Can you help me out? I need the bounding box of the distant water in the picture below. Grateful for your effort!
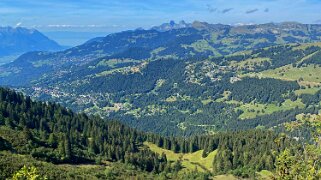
[43,31,113,47]
[0,55,19,65]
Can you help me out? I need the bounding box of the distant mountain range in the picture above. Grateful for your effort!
[151,20,191,32]
[2,21,321,86]
[0,26,64,58]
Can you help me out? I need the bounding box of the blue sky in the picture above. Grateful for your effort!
[2,0,321,45]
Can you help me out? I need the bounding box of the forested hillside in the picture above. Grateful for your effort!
[0,87,311,179]
[16,42,321,136]
[0,87,172,171]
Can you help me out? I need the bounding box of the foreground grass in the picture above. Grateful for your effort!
[213,174,239,180]
[257,170,274,180]
[0,151,172,179]
[0,151,111,179]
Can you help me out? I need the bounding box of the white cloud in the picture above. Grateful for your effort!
[15,22,22,27]
[31,24,127,29]
[47,24,105,28]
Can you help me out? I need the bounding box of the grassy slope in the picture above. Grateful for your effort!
[237,99,305,119]
[234,53,321,119]
[292,42,321,50]
[230,57,271,71]
[144,142,217,173]
[245,64,321,87]
[295,87,321,95]
[145,142,274,179]
[214,90,305,119]
[232,43,321,119]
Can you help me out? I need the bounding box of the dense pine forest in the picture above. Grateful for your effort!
[0,87,171,172]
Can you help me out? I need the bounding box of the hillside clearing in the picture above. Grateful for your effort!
[244,64,321,87]
[236,99,305,119]
[144,142,217,173]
